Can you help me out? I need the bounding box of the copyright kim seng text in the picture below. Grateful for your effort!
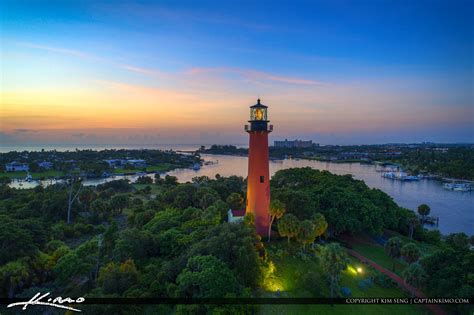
[345,298,471,304]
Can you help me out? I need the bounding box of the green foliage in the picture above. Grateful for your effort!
[98,259,139,295]
[319,243,349,298]
[420,232,474,314]
[110,194,130,214]
[402,263,426,296]
[382,146,474,180]
[312,212,328,240]
[268,199,286,240]
[227,192,244,210]
[54,239,99,291]
[278,214,300,243]
[271,168,405,236]
[296,220,316,249]
[176,255,239,297]
[0,215,38,264]
[385,237,402,271]
[136,176,153,185]
[401,243,421,264]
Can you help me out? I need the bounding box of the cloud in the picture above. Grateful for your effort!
[14,129,40,133]
[18,42,98,60]
[185,67,326,86]
[120,65,170,79]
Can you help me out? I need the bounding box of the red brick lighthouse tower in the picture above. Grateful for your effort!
[245,99,273,237]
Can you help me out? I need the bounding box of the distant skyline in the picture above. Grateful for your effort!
[1,1,473,146]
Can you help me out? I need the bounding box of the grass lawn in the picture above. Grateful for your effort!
[351,243,407,276]
[0,170,64,179]
[113,163,176,174]
[259,241,429,315]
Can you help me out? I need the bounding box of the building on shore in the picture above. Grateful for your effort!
[274,139,318,148]
[104,159,146,168]
[5,161,29,172]
[38,161,53,169]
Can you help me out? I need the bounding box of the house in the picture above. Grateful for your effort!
[227,209,245,223]
[104,159,126,168]
[5,161,29,172]
[38,161,53,169]
[126,159,146,168]
[274,139,317,148]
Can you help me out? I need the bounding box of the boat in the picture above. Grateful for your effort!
[25,174,33,182]
[193,163,201,171]
[382,171,420,181]
[443,183,471,192]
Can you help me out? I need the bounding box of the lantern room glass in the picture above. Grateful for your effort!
[250,107,267,121]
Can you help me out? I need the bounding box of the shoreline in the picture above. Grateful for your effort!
[200,152,474,183]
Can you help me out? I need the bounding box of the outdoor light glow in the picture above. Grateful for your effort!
[357,267,363,273]
[347,265,358,275]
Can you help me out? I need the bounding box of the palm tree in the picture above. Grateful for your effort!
[408,216,419,239]
[401,243,420,264]
[312,212,328,245]
[278,214,299,244]
[402,263,426,297]
[268,200,285,241]
[296,220,316,250]
[319,243,349,298]
[385,237,402,271]
[417,204,431,226]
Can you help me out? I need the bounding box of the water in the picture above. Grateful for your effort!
[9,154,473,236]
[168,155,473,236]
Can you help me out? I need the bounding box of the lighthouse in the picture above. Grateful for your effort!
[245,99,273,237]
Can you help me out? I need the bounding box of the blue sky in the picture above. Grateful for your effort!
[1,0,473,145]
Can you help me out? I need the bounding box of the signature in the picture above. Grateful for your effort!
[7,292,85,312]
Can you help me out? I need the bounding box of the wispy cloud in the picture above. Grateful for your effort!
[18,42,98,60]
[186,67,326,86]
[120,65,170,79]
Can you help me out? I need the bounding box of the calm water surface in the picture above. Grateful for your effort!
[10,154,473,236]
[169,155,473,236]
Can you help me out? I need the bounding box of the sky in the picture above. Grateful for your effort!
[1,0,473,146]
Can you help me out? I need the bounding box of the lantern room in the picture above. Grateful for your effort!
[246,99,272,133]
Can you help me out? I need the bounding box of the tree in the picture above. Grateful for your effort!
[407,216,419,239]
[402,263,426,297]
[227,192,244,210]
[176,255,238,298]
[243,212,255,226]
[417,204,431,226]
[277,214,299,244]
[268,200,285,241]
[136,176,153,185]
[65,176,82,224]
[98,259,139,295]
[90,199,111,222]
[312,212,328,243]
[164,175,178,186]
[296,220,316,249]
[401,243,420,264]
[319,243,349,298]
[385,237,402,271]
[0,260,30,298]
[445,233,470,251]
[0,216,37,264]
[154,173,163,184]
[110,194,130,214]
